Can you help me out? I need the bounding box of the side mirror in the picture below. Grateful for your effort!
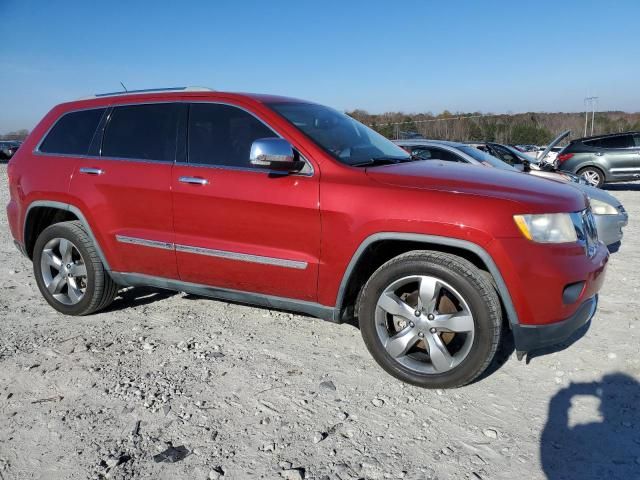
[522,159,531,172]
[250,138,304,172]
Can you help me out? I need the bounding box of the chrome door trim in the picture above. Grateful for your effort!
[114,234,308,269]
[109,271,335,321]
[175,244,308,270]
[115,235,174,250]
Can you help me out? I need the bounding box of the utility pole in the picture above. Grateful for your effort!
[584,96,598,136]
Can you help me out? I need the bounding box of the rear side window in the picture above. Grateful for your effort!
[39,108,106,155]
[188,103,277,168]
[102,103,183,161]
[584,135,633,149]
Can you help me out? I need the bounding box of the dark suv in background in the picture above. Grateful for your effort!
[556,131,640,187]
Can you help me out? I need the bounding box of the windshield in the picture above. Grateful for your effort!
[458,146,517,171]
[503,145,540,164]
[268,102,410,166]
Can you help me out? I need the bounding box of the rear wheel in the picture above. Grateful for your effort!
[33,221,118,315]
[577,166,605,188]
[358,251,502,388]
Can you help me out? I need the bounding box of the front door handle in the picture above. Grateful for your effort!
[179,176,209,185]
[79,167,104,175]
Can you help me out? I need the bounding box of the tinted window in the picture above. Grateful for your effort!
[39,108,106,155]
[102,103,183,161]
[634,134,640,147]
[188,103,277,167]
[427,147,464,162]
[458,146,516,171]
[584,135,633,149]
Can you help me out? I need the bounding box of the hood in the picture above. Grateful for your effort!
[366,160,588,213]
[539,130,570,162]
[528,170,622,207]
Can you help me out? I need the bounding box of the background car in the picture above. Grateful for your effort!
[0,141,21,161]
[395,139,628,251]
[555,131,640,187]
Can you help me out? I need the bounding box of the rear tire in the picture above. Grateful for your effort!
[33,221,118,315]
[577,166,605,188]
[358,250,502,388]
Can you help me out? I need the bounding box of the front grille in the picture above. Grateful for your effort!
[582,208,599,257]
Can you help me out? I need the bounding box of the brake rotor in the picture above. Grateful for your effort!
[397,291,457,347]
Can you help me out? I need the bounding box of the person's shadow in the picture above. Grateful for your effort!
[541,373,640,479]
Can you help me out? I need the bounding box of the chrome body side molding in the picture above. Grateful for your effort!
[109,272,335,321]
[175,244,308,269]
[116,235,174,250]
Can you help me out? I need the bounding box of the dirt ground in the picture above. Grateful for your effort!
[1,164,639,480]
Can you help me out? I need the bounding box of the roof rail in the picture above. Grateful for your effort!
[76,86,214,100]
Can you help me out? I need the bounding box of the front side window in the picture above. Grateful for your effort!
[188,103,278,168]
[426,147,464,162]
[268,102,409,166]
[101,103,183,161]
[39,108,106,155]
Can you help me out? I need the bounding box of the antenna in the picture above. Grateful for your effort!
[120,82,128,92]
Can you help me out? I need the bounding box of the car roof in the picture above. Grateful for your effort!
[393,139,469,147]
[573,131,640,143]
[58,87,311,111]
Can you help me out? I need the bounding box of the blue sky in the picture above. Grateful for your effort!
[1,0,639,132]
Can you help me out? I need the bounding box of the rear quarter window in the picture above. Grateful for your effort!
[39,108,106,155]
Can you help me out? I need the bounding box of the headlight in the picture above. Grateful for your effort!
[590,198,618,215]
[513,213,578,243]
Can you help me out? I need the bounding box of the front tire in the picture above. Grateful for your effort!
[358,251,502,388]
[33,221,118,315]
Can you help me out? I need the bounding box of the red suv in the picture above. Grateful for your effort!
[6,87,609,388]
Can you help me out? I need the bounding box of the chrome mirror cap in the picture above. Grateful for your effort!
[250,138,299,171]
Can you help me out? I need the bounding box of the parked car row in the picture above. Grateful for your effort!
[395,138,628,251]
[5,88,612,388]
[0,140,21,160]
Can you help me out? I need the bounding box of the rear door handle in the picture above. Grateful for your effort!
[79,167,104,175]
[179,176,209,185]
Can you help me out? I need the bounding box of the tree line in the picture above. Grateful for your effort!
[347,110,640,145]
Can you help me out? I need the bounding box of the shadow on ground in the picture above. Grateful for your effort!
[541,372,640,479]
[105,286,177,312]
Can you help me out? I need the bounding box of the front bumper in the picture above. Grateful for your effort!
[594,211,628,248]
[512,295,597,354]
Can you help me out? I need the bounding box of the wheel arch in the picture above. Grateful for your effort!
[334,233,519,327]
[24,200,111,270]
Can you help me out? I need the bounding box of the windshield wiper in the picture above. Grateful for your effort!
[352,156,411,167]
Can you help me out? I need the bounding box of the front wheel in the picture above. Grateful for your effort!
[578,166,605,188]
[358,251,502,388]
[33,221,118,315]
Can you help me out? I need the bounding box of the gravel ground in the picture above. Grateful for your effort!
[1,164,639,480]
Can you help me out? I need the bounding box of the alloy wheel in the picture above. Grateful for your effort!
[581,170,601,187]
[39,237,88,305]
[374,275,475,374]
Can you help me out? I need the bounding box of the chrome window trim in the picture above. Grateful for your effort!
[32,100,315,177]
[116,235,174,250]
[175,244,308,270]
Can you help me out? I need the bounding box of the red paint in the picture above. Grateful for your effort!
[6,91,609,327]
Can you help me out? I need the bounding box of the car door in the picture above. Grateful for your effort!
[591,134,639,179]
[171,102,321,301]
[68,102,185,279]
